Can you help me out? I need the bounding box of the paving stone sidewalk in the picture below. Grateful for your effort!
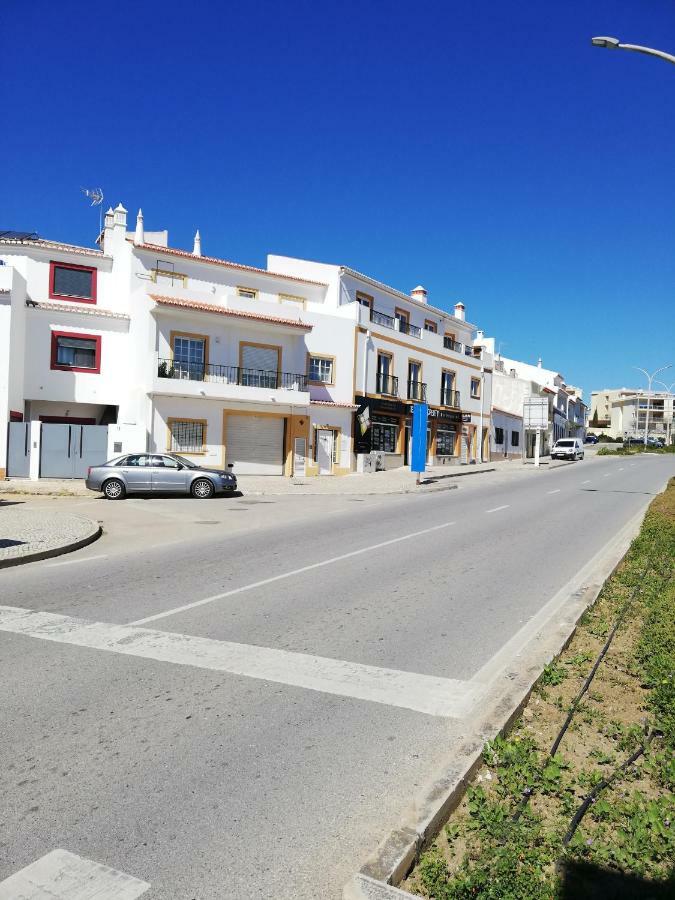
[0,505,101,568]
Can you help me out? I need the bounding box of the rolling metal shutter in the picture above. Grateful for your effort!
[241,345,278,373]
[227,415,284,475]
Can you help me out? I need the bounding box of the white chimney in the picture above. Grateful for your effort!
[193,229,202,256]
[410,285,428,304]
[134,209,144,245]
[104,206,114,229]
[454,301,466,321]
[537,357,542,368]
[476,329,485,342]
[113,203,127,229]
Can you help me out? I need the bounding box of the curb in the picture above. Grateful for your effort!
[245,483,460,497]
[0,519,102,569]
[342,506,648,899]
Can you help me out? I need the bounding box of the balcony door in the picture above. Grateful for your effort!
[173,336,206,380]
[240,343,280,389]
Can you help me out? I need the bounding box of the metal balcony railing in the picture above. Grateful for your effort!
[407,380,427,401]
[157,358,307,391]
[398,320,422,338]
[443,336,463,353]
[376,372,399,396]
[440,388,461,408]
[370,308,395,329]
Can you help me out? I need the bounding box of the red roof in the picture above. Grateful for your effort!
[149,294,312,330]
[136,242,327,287]
[310,400,359,409]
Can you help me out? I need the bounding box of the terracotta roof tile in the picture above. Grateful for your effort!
[149,294,312,330]
[136,242,328,287]
[310,400,359,409]
[0,238,107,259]
[31,301,129,320]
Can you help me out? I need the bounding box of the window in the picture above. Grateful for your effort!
[49,261,97,303]
[436,427,456,456]
[168,419,206,454]
[356,292,373,309]
[471,377,481,399]
[237,286,258,300]
[50,331,101,373]
[308,355,335,384]
[279,293,305,308]
[124,455,153,467]
[172,333,207,379]
[395,308,409,330]
[424,320,437,333]
[441,370,457,406]
[495,427,504,444]
[511,431,519,447]
[377,352,392,376]
[371,415,399,453]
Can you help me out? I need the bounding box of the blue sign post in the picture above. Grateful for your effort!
[411,402,428,483]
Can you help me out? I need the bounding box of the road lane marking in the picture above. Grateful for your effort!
[582,480,591,484]
[547,489,561,495]
[0,848,149,899]
[0,606,481,718]
[485,505,509,513]
[603,473,610,477]
[46,554,107,568]
[129,520,456,625]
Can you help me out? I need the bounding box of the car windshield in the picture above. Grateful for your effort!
[556,440,574,447]
[172,455,199,469]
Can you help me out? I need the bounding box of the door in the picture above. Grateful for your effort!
[73,425,109,478]
[227,415,285,475]
[317,429,334,475]
[293,438,306,477]
[118,454,154,492]
[40,424,109,478]
[7,422,30,477]
[150,455,190,492]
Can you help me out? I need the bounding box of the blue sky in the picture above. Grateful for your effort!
[3,0,674,398]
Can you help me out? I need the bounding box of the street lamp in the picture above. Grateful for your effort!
[591,36,675,66]
[654,380,675,446]
[633,365,672,445]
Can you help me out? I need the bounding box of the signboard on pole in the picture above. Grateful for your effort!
[411,402,428,474]
[523,396,548,429]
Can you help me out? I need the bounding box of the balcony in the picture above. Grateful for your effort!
[154,357,309,403]
[443,336,464,354]
[370,309,395,329]
[377,372,399,396]
[398,320,422,339]
[407,380,427,401]
[440,388,461,408]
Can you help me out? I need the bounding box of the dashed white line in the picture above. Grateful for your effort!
[0,848,149,899]
[0,606,482,718]
[547,489,561,495]
[582,480,591,484]
[131,519,456,625]
[603,473,610,477]
[485,505,509,514]
[47,554,107,568]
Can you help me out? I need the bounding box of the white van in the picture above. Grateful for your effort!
[551,438,584,461]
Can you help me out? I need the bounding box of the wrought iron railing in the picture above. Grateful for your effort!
[157,358,307,391]
[370,308,395,329]
[443,336,463,353]
[440,388,461,408]
[376,372,399,396]
[398,320,421,338]
[407,380,427,401]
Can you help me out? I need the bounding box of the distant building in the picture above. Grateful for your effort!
[590,388,674,442]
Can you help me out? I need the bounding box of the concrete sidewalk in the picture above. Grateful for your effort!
[0,461,512,498]
[0,503,101,568]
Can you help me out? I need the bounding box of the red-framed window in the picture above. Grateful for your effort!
[9,410,23,422]
[49,260,97,304]
[50,331,102,374]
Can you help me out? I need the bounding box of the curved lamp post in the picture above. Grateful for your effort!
[633,365,672,445]
[591,36,675,66]
[654,380,675,446]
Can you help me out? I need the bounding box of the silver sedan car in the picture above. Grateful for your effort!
[86,453,238,499]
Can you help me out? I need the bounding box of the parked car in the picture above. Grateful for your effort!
[551,438,584,461]
[86,453,238,499]
[584,434,599,444]
[624,436,665,448]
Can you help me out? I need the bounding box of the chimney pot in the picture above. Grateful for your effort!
[113,203,128,228]
[134,209,144,245]
[193,229,202,256]
[410,284,428,303]
[454,301,466,321]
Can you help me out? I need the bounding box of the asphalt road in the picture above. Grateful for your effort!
[1,453,673,899]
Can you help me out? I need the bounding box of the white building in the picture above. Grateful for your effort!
[269,256,493,466]
[1,207,493,480]
[590,388,674,442]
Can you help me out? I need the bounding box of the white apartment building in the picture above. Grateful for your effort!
[477,338,586,458]
[590,388,675,442]
[1,206,493,480]
[269,256,493,466]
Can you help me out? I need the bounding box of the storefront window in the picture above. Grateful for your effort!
[436,427,456,456]
[371,415,399,453]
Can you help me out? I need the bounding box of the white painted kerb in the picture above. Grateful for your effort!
[0,849,149,899]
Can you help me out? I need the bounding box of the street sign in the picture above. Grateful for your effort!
[411,402,428,474]
[523,396,548,429]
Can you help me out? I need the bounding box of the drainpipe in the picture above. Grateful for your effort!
[478,365,485,462]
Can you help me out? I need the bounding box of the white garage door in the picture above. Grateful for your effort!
[227,415,285,475]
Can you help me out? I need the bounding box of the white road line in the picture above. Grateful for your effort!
[129,520,456,625]
[619,467,624,471]
[603,473,610,477]
[582,479,591,484]
[0,848,149,899]
[46,554,107,568]
[0,606,481,718]
[485,505,509,513]
[547,489,561,495]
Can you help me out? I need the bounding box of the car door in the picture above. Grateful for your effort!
[150,455,190,493]
[118,454,154,492]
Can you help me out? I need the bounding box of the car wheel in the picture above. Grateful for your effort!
[102,478,126,500]
[191,478,214,499]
